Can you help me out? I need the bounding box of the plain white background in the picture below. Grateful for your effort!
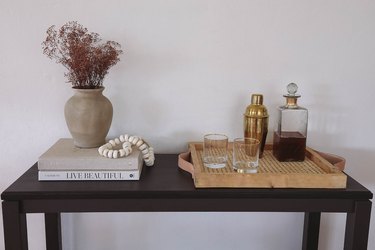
[1,1,374,249]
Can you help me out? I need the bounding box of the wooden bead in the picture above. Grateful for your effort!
[145,159,154,166]
[124,134,129,142]
[98,146,105,155]
[136,139,144,147]
[113,150,119,159]
[132,137,139,145]
[123,142,132,149]
[119,135,125,142]
[128,136,134,144]
[143,152,150,159]
[109,140,116,147]
[108,150,114,158]
[139,144,147,151]
[124,147,132,155]
[119,149,126,157]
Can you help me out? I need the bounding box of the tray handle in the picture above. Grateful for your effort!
[178,151,194,176]
[313,150,346,171]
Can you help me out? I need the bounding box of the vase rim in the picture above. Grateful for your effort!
[72,86,104,89]
[72,87,105,92]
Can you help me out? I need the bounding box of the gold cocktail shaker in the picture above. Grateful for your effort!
[244,94,269,157]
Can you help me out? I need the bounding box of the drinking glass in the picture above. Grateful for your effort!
[203,134,228,169]
[233,138,260,173]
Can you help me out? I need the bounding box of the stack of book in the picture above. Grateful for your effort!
[38,138,143,181]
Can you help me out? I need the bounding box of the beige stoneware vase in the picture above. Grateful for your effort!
[64,87,113,148]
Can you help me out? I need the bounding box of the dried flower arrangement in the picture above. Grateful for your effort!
[42,21,123,89]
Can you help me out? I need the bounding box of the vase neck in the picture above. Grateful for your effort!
[73,87,105,96]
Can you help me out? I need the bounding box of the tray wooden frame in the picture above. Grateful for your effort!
[189,143,347,188]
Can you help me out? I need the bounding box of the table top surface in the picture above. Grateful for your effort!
[1,154,373,201]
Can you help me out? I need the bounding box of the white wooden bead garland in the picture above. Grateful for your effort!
[98,134,155,166]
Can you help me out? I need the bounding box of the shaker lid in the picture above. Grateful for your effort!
[251,94,263,105]
[244,93,268,118]
[283,83,301,98]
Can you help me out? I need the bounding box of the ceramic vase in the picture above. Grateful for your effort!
[64,87,113,148]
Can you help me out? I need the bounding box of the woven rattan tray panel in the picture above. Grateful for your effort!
[189,143,347,188]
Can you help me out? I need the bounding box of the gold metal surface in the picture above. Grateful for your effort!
[285,97,298,107]
[244,94,269,157]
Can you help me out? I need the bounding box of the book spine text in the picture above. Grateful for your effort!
[38,170,140,181]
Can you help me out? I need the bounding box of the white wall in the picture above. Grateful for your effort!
[1,0,374,249]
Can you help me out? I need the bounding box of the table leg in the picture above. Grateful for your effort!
[344,200,372,250]
[302,212,321,250]
[2,201,28,250]
[45,213,62,250]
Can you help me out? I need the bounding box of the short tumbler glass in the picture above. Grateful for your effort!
[233,138,260,173]
[203,134,228,169]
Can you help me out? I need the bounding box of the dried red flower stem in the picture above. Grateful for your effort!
[42,21,123,89]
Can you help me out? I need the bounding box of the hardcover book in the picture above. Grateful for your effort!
[38,169,142,181]
[38,138,143,181]
[38,138,142,171]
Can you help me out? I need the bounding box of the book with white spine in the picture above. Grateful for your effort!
[38,169,142,181]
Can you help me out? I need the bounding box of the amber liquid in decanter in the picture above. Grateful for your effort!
[273,131,306,162]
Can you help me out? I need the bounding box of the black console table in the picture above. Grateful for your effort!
[1,154,373,250]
